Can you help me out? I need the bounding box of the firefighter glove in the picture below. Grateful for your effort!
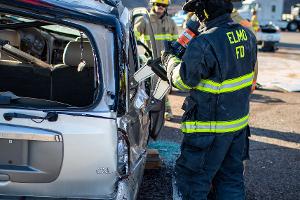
[161,46,181,81]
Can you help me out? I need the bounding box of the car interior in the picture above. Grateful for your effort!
[0,14,97,108]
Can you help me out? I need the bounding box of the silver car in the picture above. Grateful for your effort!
[0,0,164,199]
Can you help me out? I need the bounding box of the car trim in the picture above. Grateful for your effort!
[0,6,103,111]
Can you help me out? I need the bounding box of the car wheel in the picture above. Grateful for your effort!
[287,21,298,32]
[261,41,276,52]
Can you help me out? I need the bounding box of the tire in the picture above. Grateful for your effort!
[287,21,298,32]
[261,41,276,52]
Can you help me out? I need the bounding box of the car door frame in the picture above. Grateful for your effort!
[130,7,166,140]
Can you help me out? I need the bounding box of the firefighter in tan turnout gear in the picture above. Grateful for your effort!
[134,0,178,121]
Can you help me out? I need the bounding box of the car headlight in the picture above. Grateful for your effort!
[117,129,130,177]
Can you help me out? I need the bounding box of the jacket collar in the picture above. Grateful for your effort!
[201,13,233,32]
[150,10,166,20]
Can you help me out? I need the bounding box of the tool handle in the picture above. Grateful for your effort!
[147,58,168,82]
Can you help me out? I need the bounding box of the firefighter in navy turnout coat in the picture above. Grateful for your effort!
[161,0,257,199]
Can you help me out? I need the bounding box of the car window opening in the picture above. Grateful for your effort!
[0,14,97,108]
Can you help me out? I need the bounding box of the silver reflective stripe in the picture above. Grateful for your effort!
[183,31,193,40]
[220,76,253,90]
[171,61,191,91]
[195,72,254,94]
[143,34,178,41]
[181,115,249,133]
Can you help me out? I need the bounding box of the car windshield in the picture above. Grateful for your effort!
[175,10,187,16]
[0,14,97,108]
[241,3,258,11]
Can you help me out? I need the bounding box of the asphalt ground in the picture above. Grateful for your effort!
[137,34,300,200]
[138,90,300,200]
[278,32,300,49]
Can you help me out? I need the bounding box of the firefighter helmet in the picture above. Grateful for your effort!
[150,0,169,6]
[183,0,233,21]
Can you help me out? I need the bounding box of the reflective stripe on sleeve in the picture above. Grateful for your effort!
[173,76,192,91]
[134,30,141,39]
[172,34,179,40]
[143,35,150,41]
[171,59,192,91]
[181,114,249,133]
[172,73,191,91]
[143,34,178,41]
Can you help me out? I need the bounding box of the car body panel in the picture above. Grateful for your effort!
[172,10,187,27]
[0,1,164,199]
[257,31,280,42]
[0,108,118,199]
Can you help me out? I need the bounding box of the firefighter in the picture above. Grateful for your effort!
[134,0,178,120]
[161,0,257,199]
[231,8,254,32]
[251,9,260,32]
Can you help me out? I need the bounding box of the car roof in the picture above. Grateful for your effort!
[0,0,124,19]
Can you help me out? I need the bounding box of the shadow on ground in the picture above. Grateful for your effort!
[246,127,300,200]
[278,43,300,50]
[250,93,285,104]
[139,123,300,199]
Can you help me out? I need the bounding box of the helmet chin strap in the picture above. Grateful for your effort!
[195,7,207,21]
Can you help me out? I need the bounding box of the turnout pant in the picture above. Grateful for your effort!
[175,128,247,200]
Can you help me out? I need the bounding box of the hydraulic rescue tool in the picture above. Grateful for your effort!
[132,14,200,106]
[170,14,200,59]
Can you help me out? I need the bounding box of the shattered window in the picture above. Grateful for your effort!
[0,14,97,108]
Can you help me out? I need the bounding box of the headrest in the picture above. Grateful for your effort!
[63,41,94,68]
[0,29,20,47]
[75,37,89,42]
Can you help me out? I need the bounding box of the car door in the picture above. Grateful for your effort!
[130,7,165,140]
[118,28,150,167]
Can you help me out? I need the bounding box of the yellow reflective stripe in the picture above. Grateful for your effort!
[195,72,254,94]
[220,80,253,93]
[134,30,141,39]
[172,34,179,40]
[173,77,191,91]
[143,34,178,41]
[173,71,253,93]
[170,57,181,64]
[194,85,218,93]
[181,114,249,133]
[222,72,254,85]
[144,35,150,40]
[201,79,221,87]
[171,59,192,91]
